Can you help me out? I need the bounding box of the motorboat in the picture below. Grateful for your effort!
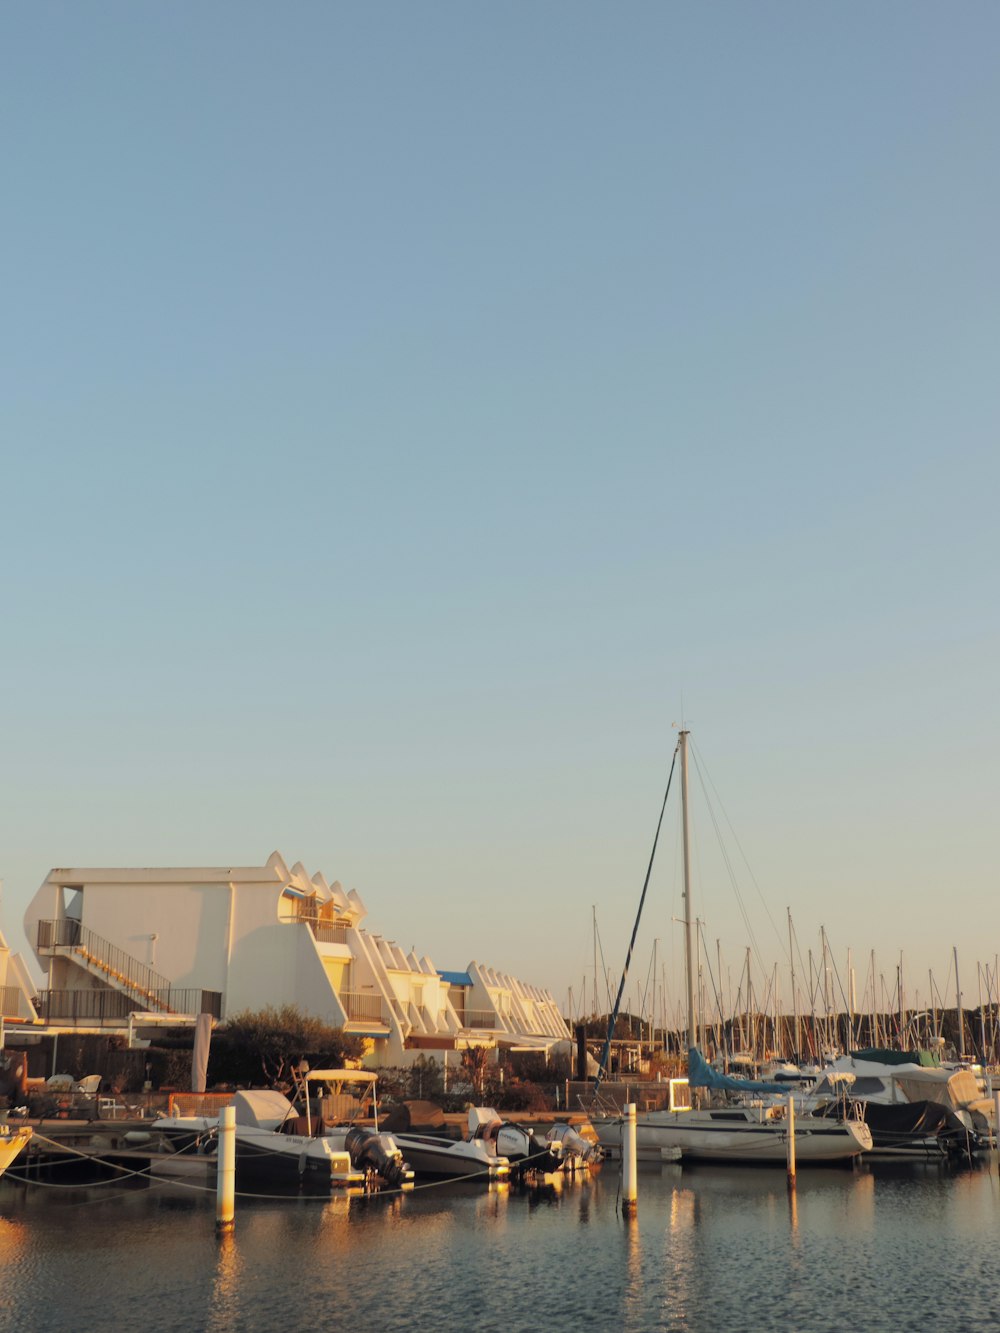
[380,1101,511,1180]
[545,1122,604,1170]
[467,1107,565,1175]
[232,1088,370,1188]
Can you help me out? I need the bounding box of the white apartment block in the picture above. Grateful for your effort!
[14,851,568,1065]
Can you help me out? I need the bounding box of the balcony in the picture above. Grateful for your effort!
[1,985,32,1020]
[340,991,386,1024]
[461,1009,498,1030]
[308,920,350,945]
[34,988,223,1024]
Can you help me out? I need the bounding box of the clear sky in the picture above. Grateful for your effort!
[3,4,998,1023]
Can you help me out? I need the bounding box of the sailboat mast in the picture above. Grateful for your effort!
[680,729,698,1053]
[788,908,800,1059]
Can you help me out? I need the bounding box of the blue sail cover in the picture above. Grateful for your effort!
[687,1047,788,1094]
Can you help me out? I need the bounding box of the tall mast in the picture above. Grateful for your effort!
[592,906,598,1019]
[788,908,800,1059]
[954,945,965,1059]
[680,730,697,1052]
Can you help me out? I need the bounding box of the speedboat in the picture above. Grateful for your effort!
[380,1101,510,1180]
[467,1107,565,1175]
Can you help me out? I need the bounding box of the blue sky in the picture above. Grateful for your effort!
[3,4,998,1021]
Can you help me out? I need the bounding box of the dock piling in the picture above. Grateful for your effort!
[622,1103,637,1215]
[216,1105,235,1232]
[786,1096,796,1190]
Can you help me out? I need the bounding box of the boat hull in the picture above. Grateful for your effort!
[388,1132,510,1180]
[0,1126,32,1177]
[591,1110,871,1164]
[235,1126,363,1188]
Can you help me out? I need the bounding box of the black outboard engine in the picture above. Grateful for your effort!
[480,1119,563,1175]
[344,1126,413,1187]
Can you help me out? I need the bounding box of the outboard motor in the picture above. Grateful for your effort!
[469,1107,564,1176]
[344,1127,413,1188]
[545,1122,604,1167]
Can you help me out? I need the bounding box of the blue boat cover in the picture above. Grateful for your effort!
[687,1047,788,1094]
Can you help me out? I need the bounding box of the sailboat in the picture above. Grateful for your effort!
[589,730,872,1165]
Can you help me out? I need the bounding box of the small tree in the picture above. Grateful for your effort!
[211,1005,365,1088]
[461,1044,491,1098]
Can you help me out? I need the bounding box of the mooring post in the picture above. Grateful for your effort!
[786,1096,796,1190]
[217,1105,235,1231]
[622,1102,638,1215]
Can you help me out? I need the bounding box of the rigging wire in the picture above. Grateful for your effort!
[593,744,678,1091]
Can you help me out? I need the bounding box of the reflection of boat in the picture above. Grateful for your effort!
[0,1123,32,1177]
[589,731,872,1167]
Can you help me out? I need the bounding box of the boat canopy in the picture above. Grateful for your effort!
[851,1048,941,1068]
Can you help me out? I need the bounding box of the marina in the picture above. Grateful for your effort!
[4,1156,1000,1331]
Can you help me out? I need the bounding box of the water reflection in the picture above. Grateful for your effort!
[622,1213,642,1325]
[206,1229,244,1331]
[6,1161,1000,1332]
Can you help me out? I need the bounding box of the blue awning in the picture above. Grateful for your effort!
[438,970,473,987]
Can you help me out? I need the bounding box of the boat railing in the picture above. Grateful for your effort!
[567,1080,674,1114]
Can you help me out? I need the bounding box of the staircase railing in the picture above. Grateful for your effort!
[37,919,180,1013]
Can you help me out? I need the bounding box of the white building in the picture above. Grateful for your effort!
[20,851,568,1065]
[0,921,37,1037]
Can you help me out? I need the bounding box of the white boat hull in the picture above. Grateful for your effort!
[386,1132,510,1181]
[592,1109,871,1164]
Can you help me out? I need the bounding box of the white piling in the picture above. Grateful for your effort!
[217,1105,235,1232]
[786,1096,796,1190]
[622,1102,638,1215]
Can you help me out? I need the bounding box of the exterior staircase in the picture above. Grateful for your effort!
[36,919,196,1015]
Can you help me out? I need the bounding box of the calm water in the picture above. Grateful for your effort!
[3,1160,1000,1331]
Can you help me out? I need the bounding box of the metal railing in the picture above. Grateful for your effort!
[341,991,386,1024]
[37,919,174,1009]
[462,1009,499,1030]
[33,988,223,1023]
[35,986,225,1023]
[1,985,31,1019]
[308,920,350,945]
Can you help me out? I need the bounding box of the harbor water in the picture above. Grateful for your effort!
[3,1160,1000,1331]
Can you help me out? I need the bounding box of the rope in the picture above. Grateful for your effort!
[2,1130,570,1203]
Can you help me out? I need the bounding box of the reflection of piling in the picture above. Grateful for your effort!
[786,1097,796,1190]
[217,1106,235,1232]
[622,1103,638,1215]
